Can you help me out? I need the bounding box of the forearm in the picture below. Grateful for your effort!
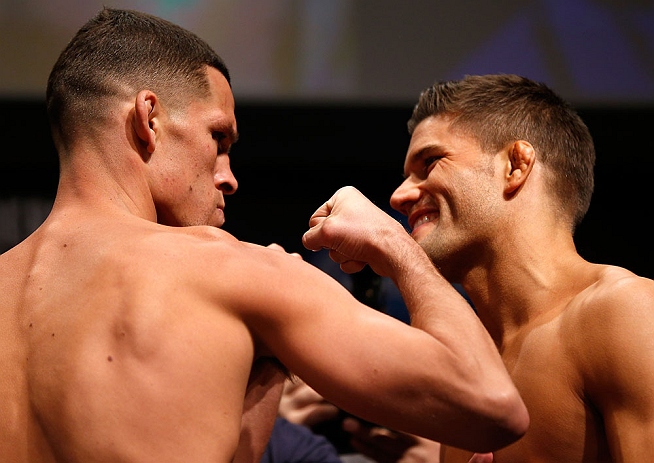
[302,187,528,449]
[384,236,528,450]
[233,358,286,463]
[372,228,489,352]
[391,239,490,353]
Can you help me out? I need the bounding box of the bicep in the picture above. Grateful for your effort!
[596,344,654,461]
[603,411,654,462]
[224,249,465,434]
[582,278,654,460]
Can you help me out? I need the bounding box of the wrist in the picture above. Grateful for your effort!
[378,228,430,281]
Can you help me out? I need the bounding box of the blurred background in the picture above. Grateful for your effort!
[1,0,652,317]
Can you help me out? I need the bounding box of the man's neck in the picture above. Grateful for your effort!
[54,144,158,224]
[460,228,593,351]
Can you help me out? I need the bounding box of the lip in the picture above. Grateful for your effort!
[213,206,226,227]
[408,208,440,232]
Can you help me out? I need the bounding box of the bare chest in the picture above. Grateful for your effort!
[444,321,611,462]
[500,332,609,461]
[502,318,612,462]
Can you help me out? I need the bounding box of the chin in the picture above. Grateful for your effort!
[420,241,458,276]
[209,214,225,229]
[415,231,443,256]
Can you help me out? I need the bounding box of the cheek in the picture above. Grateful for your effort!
[431,174,477,221]
[188,173,218,205]
[455,179,498,226]
[188,174,209,196]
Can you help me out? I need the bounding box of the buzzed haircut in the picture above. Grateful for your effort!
[46,7,229,148]
[409,75,596,230]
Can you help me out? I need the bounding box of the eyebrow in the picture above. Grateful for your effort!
[215,126,239,155]
[229,129,240,145]
[226,130,239,155]
[403,143,448,178]
[218,127,239,145]
[212,115,239,144]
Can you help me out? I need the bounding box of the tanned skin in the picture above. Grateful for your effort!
[0,69,528,462]
[390,115,654,462]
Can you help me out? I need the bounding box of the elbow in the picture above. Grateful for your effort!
[477,387,530,452]
[421,381,529,453]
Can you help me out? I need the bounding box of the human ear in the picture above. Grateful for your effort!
[133,90,159,155]
[504,140,535,195]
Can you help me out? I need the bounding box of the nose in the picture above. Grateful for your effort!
[390,177,420,216]
[215,154,238,195]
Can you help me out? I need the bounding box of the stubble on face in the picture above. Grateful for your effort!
[420,185,497,282]
[152,68,236,229]
[417,143,500,282]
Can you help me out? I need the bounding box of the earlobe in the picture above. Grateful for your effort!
[133,90,158,155]
[505,140,535,195]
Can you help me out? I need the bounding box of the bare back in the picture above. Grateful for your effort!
[0,211,260,462]
[0,189,530,460]
[442,265,654,462]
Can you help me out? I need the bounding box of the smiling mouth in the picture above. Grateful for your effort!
[412,212,439,230]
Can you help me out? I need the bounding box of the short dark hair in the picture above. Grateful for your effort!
[46,7,230,148]
[408,74,595,230]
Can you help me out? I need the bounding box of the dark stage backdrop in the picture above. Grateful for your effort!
[1,100,652,286]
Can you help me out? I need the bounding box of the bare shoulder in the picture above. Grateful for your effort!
[0,244,29,301]
[114,224,263,289]
[591,264,654,297]
[564,265,654,387]
[135,224,294,270]
[568,265,654,328]
[135,224,329,291]
[128,224,351,325]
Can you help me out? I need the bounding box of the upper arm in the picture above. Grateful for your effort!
[214,243,521,450]
[222,246,429,416]
[579,275,654,460]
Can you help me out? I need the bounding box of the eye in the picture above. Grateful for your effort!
[424,156,442,170]
[212,132,229,154]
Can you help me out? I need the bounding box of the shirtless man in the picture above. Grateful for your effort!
[363,74,652,461]
[0,9,528,462]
